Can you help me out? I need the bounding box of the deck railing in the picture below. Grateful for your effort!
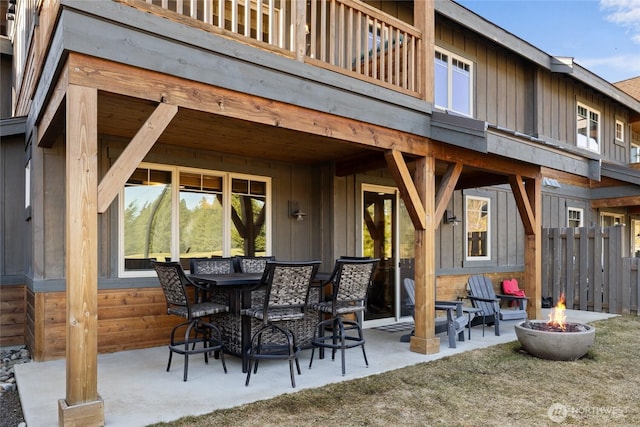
[129,0,422,96]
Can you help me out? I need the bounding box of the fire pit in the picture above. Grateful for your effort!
[515,294,595,361]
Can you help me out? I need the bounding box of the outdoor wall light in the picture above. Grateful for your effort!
[542,177,561,188]
[289,201,307,221]
[443,210,460,226]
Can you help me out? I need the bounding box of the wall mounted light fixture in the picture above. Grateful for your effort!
[443,209,460,226]
[289,201,306,221]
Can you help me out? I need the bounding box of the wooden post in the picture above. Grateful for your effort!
[414,0,434,102]
[59,84,104,427]
[410,155,439,354]
[524,177,542,321]
[294,0,307,61]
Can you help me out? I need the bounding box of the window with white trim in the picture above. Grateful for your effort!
[119,164,270,276]
[631,142,640,164]
[615,120,624,143]
[576,103,600,153]
[600,212,623,227]
[435,47,473,117]
[567,207,583,228]
[465,195,490,260]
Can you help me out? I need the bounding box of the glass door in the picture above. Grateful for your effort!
[362,185,411,324]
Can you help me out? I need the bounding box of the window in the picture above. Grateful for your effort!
[631,142,640,164]
[465,196,490,260]
[435,48,473,117]
[600,212,623,227]
[119,164,270,276]
[576,103,600,153]
[615,120,624,143]
[25,159,31,209]
[633,219,640,257]
[567,208,583,227]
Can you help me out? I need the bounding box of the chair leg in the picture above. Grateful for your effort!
[166,350,173,373]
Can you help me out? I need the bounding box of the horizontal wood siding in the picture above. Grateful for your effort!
[0,285,26,346]
[26,287,184,361]
[436,272,525,303]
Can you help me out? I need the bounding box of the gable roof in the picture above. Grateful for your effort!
[615,77,640,102]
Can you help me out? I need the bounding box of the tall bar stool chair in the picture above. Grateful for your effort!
[153,261,228,381]
[308,258,379,376]
[241,260,321,388]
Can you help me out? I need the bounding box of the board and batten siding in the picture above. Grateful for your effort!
[436,15,635,167]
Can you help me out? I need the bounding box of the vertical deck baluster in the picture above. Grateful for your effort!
[218,0,225,29]
[354,10,361,75]
[320,0,327,62]
[310,0,317,58]
[231,0,238,33]
[256,0,263,42]
[346,6,353,72]
[244,0,251,37]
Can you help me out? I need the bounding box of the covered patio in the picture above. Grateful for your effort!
[15,309,614,427]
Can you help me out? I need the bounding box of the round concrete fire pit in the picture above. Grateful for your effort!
[515,320,595,361]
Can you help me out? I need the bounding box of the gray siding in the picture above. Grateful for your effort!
[437,15,636,167]
[1,134,26,283]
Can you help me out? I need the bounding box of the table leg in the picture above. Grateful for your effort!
[241,289,251,373]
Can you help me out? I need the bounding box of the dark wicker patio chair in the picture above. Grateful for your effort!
[153,261,228,381]
[308,258,379,376]
[190,257,235,275]
[234,255,276,273]
[241,260,321,388]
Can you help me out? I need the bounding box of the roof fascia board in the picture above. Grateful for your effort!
[0,116,27,137]
[601,162,640,185]
[591,185,640,200]
[486,130,598,180]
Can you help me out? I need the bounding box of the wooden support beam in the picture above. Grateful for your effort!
[434,162,462,229]
[385,150,426,230]
[431,141,540,179]
[67,54,429,157]
[591,195,640,208]
[410,155,439,354]
[522,176,542,321]
[61,84,104,426]
[37,61,69,148]
[509,175,536,235]
[97,102,178,213]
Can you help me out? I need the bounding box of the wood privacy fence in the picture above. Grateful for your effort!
[542,226,640,315]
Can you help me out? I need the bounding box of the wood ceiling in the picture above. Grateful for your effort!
[97,91,379,166]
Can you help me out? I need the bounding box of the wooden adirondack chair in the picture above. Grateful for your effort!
[401,278,468,348]
[466,275,527,336]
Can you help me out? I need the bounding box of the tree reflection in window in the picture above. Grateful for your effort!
[231,178,267,256]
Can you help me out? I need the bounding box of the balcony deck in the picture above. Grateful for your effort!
[118,0,423,97]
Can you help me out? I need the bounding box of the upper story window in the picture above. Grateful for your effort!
[435,47,473,117]
[119,164,271,277]
[576,103,600,153]
[615,120,624,143]
[631,142,640,164]
[465,195,490,261]
[567,207,583,227]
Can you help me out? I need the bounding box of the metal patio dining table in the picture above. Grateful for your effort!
[190,271,330,372]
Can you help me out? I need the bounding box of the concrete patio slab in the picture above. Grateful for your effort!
[15,309,616,427]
